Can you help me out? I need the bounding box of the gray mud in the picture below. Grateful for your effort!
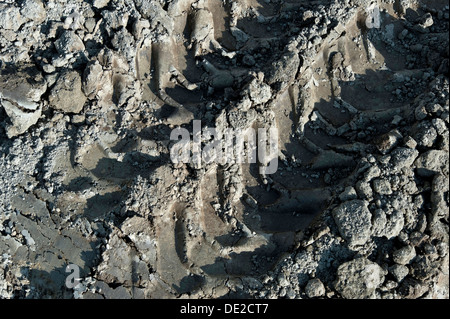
[0,0,448,299]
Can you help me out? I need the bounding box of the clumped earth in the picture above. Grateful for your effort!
[0,0,448,299]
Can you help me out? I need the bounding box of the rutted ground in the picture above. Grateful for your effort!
[0,0,448,299]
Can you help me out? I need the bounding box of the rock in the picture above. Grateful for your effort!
[415,105,428,121]
[210,71,235,89]
[246,78,272,105]
[230,26,249,48]
[339,186,358,201]
[334,258,385,299]
[398,29,408,40]
[410,44,423,53]
[392,245,416,265]
[398,278,429,298]
[355,180,373,199]
[389,147,419,171]
[410,256,438,281]
[64,11,85,31]
[97,232,133,285]
[277,274,290,287]
[305,278,325,298]
[82,62,106,99]
[85,17,97,33]
[415,150,449,177]
[372,178,392,195]
[0,65,47,137]
[120,216,157,266]
[383,210,405,239]
[267,50,300,90]
[413,123,438,148]
[0,4,26,31]
[20,0,46,24]
[103,9,130,30]
[93,0,110,9]
[374,130,403,154]
[403,136,417,149]
[397,0,412,15]
[1,100,42,138]
[372,209,387,237]
[372,208,404,240]
[432,118,447,136]
[389,264,409,282]
[0,65,47,110]
[54,31,85,55]
[363,164,381,182]
[49,71,87,114]
[332,200,372,246]
[429,173,449,236]
[419,13,434,28]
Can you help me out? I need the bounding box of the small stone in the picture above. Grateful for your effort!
[230,26,249,45]
[383,210,405,239]
[372,209,387,237]
[410,256,438,281]
[244,194,258,208]
[339,186,358,201]
[332,200,372,246]
[277,274,290,287]
[408,231,429,247]
[363,165,381,182]
[247,79,272,105]
[85,17,97,33]
[403,136,417,149]
[398,278,429,298]
[419,13,434,28]
[0,65,47,137]
[0,4,26,31]
[49,71,87,114]
[392,245,416,265]
[415,150,449,177]
[82,62,105,99]
[334,258,385,299]
[374,130,403,154]
[42,64,56,74]
[389,147,419,171]
[415,105,428,121]
[432,118,447,135]
[93,0,110,9]
[414,124,438,147]
[103,10,129,30]
[355,180,373,199]
[305,278,325,298]
[54,31,85,55]
[1,100,42,138]
[389,264,409,282]
[372,178,392,195]
[391,115,403,125]
[20,0,46,24]
[71,114,86,124]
